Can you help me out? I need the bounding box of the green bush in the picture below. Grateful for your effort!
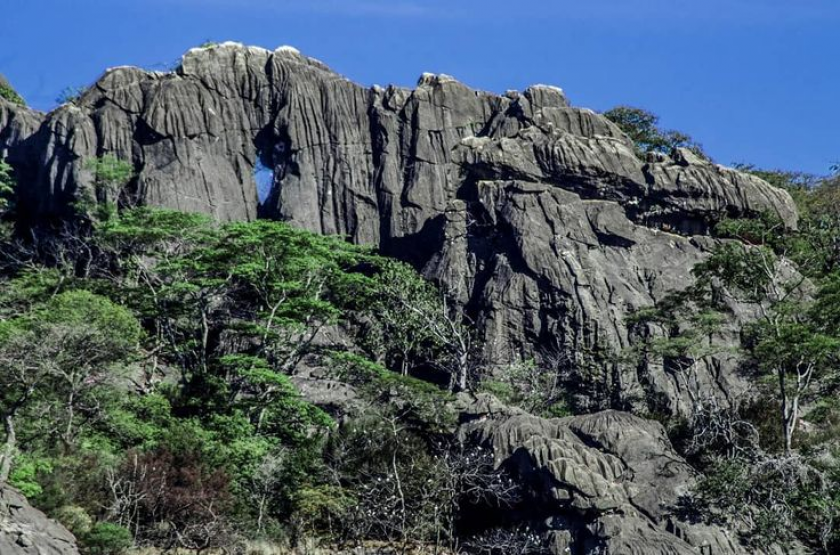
[53,505,94,538]
[82,522,133,555]
[0,83,25,106]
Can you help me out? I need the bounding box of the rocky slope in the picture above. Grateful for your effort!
[459,396,749,554]
[0,43,802,554]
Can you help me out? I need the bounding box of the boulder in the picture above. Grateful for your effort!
[0,484,80,555]
[458,397,762,555]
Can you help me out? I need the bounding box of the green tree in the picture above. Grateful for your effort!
[692,241,840,455]
[477,358,570,418]
[366,260,478,392]
[603,105,705,158]
[79,154,134,221]
[0,291,141,482]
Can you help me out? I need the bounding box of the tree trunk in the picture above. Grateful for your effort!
[779,369,793,456]
[455,351,469,392]
[783,394,799,457]
[0,413,16,483]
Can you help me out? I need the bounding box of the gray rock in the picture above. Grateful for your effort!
[0,484,80,555]
[458,398,766,555]
[0,42,797,417]
[0,44,808,554]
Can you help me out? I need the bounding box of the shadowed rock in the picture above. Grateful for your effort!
[458,397,772,555]
[0,485,79,555]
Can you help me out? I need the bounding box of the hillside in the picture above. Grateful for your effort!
[1,42,839,555]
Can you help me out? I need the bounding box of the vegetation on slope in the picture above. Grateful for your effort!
[0,173,517,553]
[0,120,840,554]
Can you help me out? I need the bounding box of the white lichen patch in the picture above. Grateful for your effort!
[529,84,565,95]
[417,72,458,87]
[274,45,302,56]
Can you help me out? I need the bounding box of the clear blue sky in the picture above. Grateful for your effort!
[3,0,837,174]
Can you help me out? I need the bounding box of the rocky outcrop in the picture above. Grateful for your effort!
[0,44,807,554]
[458,397,751,554]
[0,43,798,415]
[0,484,80,555]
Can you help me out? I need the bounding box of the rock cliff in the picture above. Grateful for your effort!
[0,485,79,555]
[0,42,804,555]
[458,396,753,554]
[0,42,797,417]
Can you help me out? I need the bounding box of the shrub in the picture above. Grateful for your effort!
[0,159,14,214]
[57,85,87,105]
[0,83,25,106]
[82,522,133,555]
[54,505,94,538]
[477,359,570,418]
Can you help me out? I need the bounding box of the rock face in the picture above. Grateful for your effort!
[0,42,797,416]
[0,484,80,555]
[0,43,804,554]
[459,397,752,555]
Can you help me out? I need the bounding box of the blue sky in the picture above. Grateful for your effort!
[2,0,837,174]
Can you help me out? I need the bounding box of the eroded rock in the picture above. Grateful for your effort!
[0,42,798,416]
[0,484,79,555]
[458,397,759,555]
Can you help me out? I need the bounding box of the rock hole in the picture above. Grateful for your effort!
[254,158,274,205]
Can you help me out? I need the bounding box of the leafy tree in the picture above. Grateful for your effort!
[366,260,479,392]
[79,155,134,221]
[0,291,141,482]
[728,166,840,278]
[0,205,492,550]
[691,241,840,455]
[684,454,839,551]
[477,358,570,418]
[603,105,705,158]
[0,159,14,214]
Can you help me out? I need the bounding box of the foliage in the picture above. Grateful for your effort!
[0,290,142,481]
[0,159,15,214]
[684,454,840,551]
[57,85,88,105]
[0,83,25,106]
[363,260,479,392]
[603,105,705,159]
[477,358,570,418]
[81,522,133,555]
[631,163,840,553]
[54,505,94,539]
[329,351,455,434]
[77,155,135,220]
[691,240,840,456]
[0,206,492,551]
[725,167,840,277]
